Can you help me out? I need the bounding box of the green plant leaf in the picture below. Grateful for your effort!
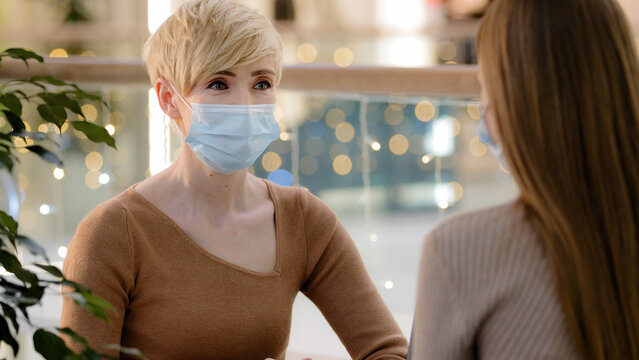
[64,292,112,322]
[58,280,90,294]
[57,327,88,348]
[0,315,19,356]
[17,235,48,261]
[0,302,18,332]
[34,264,63,278]
[33,329,67,360]
[36,104,67,128]
[38,93,83,117]
[2,110,25,133]
[26,75,68,87]
[0,150,14,172]
[78,348,104,360]
[0,93,22,116]
[71,121,116,148]
[25,145,63,167]
[0,250,38,285]
[1,48,43,67]
[0,210,18,235]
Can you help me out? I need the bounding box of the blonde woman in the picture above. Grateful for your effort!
[410,0,639,359]
[60,0,408,358]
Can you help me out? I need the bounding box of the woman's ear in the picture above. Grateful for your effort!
[155,78,182,120]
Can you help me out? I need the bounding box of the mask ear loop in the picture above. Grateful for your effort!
[167,82,190,138]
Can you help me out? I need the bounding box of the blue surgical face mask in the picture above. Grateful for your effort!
[169,83,280,175]
[477,102,509,171]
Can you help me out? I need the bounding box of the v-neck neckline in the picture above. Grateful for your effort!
[126,179,281,277]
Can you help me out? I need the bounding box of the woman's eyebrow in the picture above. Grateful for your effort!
[252,70,275,76]
[214,70,236,77]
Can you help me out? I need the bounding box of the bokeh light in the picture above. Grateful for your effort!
[333,47,354,67]
[105,124,116,135]
[81,104,98,122]
[261,151,282,172]
[57,246,68,258]
[389,134,409,155]
[333,154,353,175]
[85,171,101,189]
[297,43,318,63]
[468,136,488,157]
[53,167,65,180]
[268,169,293,186]
[467,103,481,120]
[85,152,103,171]
[415,101,435,122]
[335,122,355,143]
[49,48,68,58]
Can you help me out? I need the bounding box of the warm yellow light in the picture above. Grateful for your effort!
[300,156,318,175]
[384,107,403,126]
[81,104,98,122]
[333,47,354,68]
[467,104,481,120]
[14,138,28,153]
[335,122,355,143]
[415,101,435,122]
[333,154,353,175]
[389,134,409,155]
[371,141,382,151]
[450,181,464,202]
[80,50,96,57]
[297,43,318,63]
[451,117,461,137]
[85,171,101,189]
[61,123,69,133]
[326,108,346,128]
[438,200,449,210]
[49,48,68,58]
[105,124,116,135]
[38,124,49,133]
[53,167,65,180]
[85,152,104,171]
[421,155,432,164]
[468,136,488,157]
[261,152,282,172]
[279,132,290,141]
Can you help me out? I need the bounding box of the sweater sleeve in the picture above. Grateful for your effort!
[60,200,135,356]
[409,232,472,360]
[299,190,408,360]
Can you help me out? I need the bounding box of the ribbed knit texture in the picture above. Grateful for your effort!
[61,181,408,360]
[410,201,580,359]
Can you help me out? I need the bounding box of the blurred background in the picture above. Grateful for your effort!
[0,0,637,358]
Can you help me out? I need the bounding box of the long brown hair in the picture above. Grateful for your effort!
[477,0,639,358]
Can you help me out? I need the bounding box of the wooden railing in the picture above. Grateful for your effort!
[0,57,480,97]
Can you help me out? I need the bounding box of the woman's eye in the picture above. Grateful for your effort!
[253,81,272,90]
[208,81,228,90]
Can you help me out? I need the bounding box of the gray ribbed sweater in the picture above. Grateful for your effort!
[410,201,580,359]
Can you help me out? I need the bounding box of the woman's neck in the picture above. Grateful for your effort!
[155,144,259,217]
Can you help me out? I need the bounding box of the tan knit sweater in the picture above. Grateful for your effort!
[410,201,580,359]
[61,181,408,359]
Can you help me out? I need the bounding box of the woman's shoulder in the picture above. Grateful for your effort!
[427,200,534,246]
[422,200,544,284]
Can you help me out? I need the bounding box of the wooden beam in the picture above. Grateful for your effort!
[0,57,479,97]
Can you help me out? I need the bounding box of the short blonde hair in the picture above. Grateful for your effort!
[142,0,283,95]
